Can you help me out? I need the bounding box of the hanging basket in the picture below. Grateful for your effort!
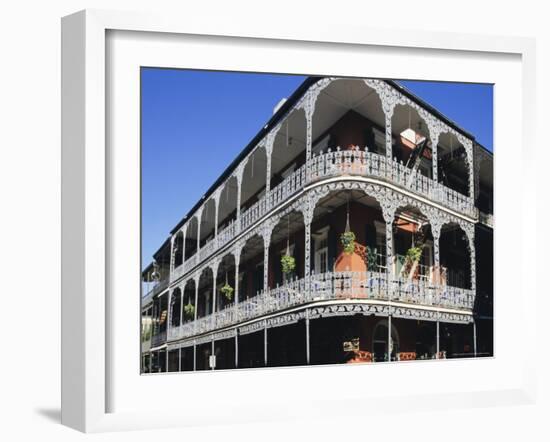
[340,231,356,255]
[281,254,296,274]
[220,283,234,301]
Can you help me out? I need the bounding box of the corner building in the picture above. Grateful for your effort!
[141,77,494,373]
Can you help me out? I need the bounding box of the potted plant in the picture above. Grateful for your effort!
[183,302,195,319]
[281,254,296,274]
[220,283,234,301]
[340,231,356,255]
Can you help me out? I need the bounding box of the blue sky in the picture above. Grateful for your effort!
[141,69,493,267]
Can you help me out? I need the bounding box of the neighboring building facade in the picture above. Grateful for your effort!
[141,76,494,373]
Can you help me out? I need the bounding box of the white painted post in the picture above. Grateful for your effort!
[179,284,184,328]
[182,229,186,269]
[473,320,477,358]
[211,339,215,370]
[235,333,239,368]
[264,324,268,367]
[234,252,240,305]
[305,309,310,364]
[436,319,440,359]
[385,112,393,163]
[263,236,270,294]
[388,315,392,362]
[194,278,199,321]
[212,273,217,315]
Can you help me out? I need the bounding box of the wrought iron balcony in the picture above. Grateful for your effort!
[142,277,169,305]
[151,330,167,348]
[168,270,474,342]
[170,148,476,283]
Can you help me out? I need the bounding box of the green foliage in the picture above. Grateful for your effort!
[406,246,423,264]
[220,283,234,301]
[281,254,296,274]
[366,246,378,271]
[184,302,195,319]
[340,231,356,255]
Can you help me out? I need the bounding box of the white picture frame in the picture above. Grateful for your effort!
[61,9,539,433]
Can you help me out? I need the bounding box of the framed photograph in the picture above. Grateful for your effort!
[62,9,538,433]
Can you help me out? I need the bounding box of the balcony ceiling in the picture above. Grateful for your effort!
[313,80,386,142]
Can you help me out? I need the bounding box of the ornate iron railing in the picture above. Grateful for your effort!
[167,270,475,341]
[170,148,476,282]
[142,277,169,305]
[309,148,475,216]
[151,330,167,348]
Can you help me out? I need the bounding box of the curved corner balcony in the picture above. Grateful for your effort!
[171,148,476,282]
[168,270,474,342]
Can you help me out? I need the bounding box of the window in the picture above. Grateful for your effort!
[374,221,386,270]
[373,127,385,154]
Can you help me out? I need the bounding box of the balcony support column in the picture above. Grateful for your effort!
[194,275,199,321]
[473,319,477,357]
[214,189,221,241]
[384,111,393,163]
[178,347,182,372]
[182,229,186,269]
[179,282,184,327]
[305,109,313,182]
[431,132,440,183]
[263,244,269,294]
[303,204,313,300]
[469,238,476,294]
[265,132,276,198]
[196,207,203,255]
[234,247,242,304]
[432,224,441,286]
[262,222,273,294]
[193,341,196,371]
[235,333,239,368]
[382,205,396,363]
[388,315,392,362]
[167,290,173,339]
[234,163,245,234]
[382,207,395,281]
[436,316,440,359]
[264,322,268,367]
[467,142,475,200]
[169,235,176,274]
[211,260,220,314]
[211,338,215,370]
[463,223,476,293]
[305,309,310,364]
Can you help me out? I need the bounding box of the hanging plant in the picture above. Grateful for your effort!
[340,231,356,255]
[183,302,195,319]
[220,283,234,301]
[281,214,296,275]
[281,254,296,274]
[366,246,378,271]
